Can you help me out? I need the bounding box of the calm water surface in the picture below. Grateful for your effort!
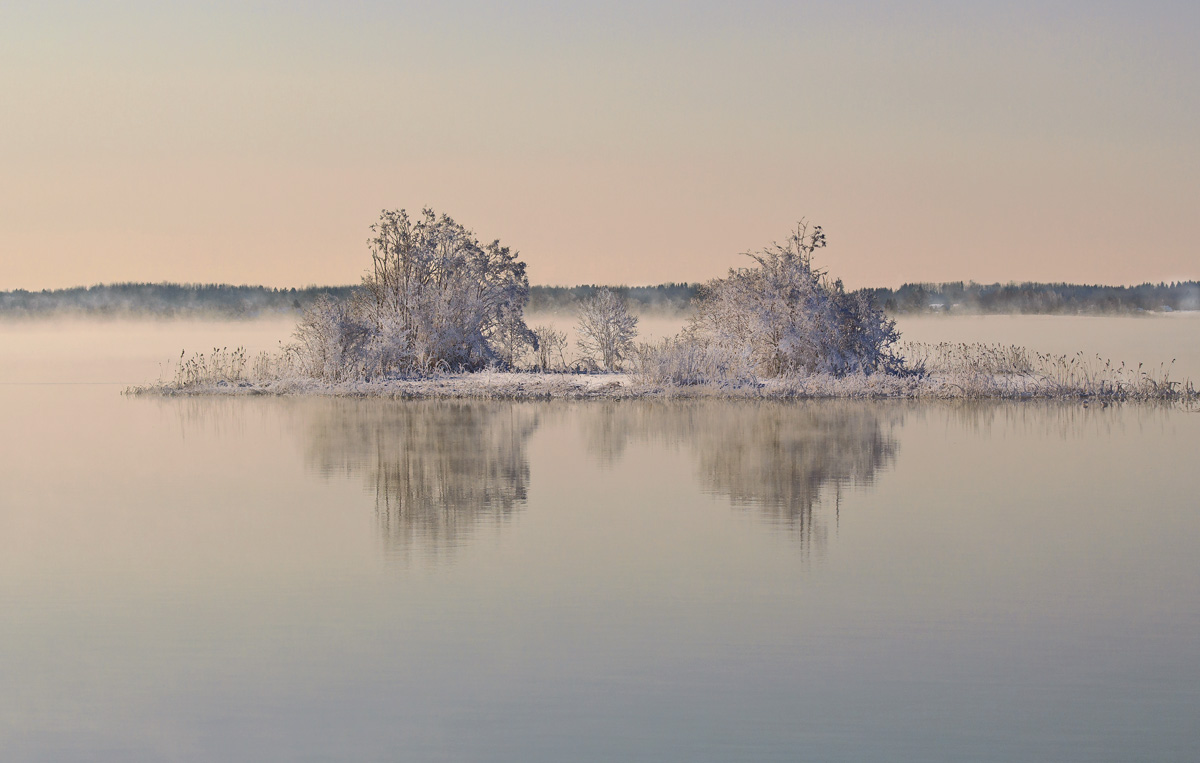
[1,318,1198,762]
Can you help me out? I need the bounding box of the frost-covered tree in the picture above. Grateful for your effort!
[577,288,638,371]
[293,209,536,377]
[532,325,568,371]
[688,221,899,377]
[362,208,536,372]
[492,302,539,369]
[291,295,374,381]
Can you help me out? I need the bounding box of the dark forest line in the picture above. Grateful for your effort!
[869,280,1200,314]
[2,280,1198,318]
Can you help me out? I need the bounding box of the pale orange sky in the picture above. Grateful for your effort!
[2,2,1197,290]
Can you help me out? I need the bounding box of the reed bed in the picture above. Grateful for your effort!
[898,342,1194,402]
[129,340,1196,404]
[162,346,301,389]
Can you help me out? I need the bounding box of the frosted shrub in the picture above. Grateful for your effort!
[532,325,568,371]
[493,305,539,369]
[632,336,755,386]
[291,295,376,381]
[689,221,900,377]
[289,209,536,379]
[361,209,536,373]
[577,288,638,371]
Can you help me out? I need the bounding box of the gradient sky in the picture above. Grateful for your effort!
[3,1,1197,289]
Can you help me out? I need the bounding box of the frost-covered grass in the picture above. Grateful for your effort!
[160,345,297,388]
[127,340,1197,402]
[898,341,1195,401]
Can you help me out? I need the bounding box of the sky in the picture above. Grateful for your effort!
[2,1,1197,290]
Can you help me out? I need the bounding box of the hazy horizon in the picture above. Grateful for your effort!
[4,2,1198,291]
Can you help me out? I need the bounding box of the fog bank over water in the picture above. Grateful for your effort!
[0,318,297,385]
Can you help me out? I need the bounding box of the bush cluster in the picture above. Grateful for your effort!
[635,221,900,384]
[281,213,900,383]
[292,209,535,379]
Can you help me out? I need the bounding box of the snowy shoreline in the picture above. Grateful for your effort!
[125,369,1197,402]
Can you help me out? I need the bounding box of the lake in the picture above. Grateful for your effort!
[1,316,1198,762]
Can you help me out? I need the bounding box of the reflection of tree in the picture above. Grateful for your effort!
[926,400,1140,441]
[581,401,901,552]
[304,400,540,559]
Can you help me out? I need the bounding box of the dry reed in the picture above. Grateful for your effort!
[129,340,1196,404]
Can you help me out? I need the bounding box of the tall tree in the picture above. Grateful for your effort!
[577,288,638,371]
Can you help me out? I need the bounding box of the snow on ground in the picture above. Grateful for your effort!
[127,368,1196,402]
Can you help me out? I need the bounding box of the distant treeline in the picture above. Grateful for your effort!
[2,280,1198,318]
[0,283,358,319]
[870,281,1200,314]
[527,283,696,313]
[0,282,699,318]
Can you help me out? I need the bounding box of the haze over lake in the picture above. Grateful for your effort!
[2,316,1198,762]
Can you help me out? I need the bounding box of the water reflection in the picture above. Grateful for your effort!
[302,400,540,559]
[911,400,1183,440]
[294,398,902,557]
[580,401,902,551]
[162,396,1175,562]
